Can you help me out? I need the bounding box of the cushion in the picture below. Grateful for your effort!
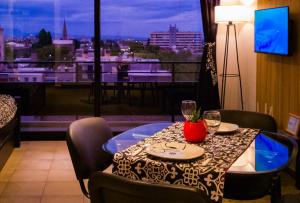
[0,95,17,129]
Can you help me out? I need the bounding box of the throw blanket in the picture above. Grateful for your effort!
[0,95,17,128]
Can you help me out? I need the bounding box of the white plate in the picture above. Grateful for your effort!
[217,122,239,133]
[145,142,204,160]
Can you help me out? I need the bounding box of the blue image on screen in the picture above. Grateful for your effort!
[255,133,289,171]
[255,7,289,55]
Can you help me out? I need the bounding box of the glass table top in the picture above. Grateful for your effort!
[103,122,289,173]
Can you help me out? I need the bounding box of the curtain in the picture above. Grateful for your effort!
[198,0,220,111]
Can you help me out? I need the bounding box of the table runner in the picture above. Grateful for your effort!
[112,122,259,202]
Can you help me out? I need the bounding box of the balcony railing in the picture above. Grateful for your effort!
[0,61,202,83]
[0,61,202,125]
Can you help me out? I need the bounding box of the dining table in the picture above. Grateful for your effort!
[103,122,293,203]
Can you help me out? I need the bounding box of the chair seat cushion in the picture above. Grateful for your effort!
[0,95,17,129]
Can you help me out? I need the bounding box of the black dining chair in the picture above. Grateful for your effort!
[66,117,113,198]
[88,171,212,203]
[219,109,277,132]
[224,132,297,203]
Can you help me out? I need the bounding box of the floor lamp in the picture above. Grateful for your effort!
[215,5,251,110]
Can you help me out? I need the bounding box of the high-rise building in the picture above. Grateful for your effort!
[62,19,68,40]
[150,25,203,54]
[0,26,4,61]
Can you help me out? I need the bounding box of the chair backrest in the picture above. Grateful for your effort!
[219,110,277,132]
[88,172,211,203]
[66,117,113,196]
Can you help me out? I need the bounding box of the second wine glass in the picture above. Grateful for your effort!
[203,111,221,136]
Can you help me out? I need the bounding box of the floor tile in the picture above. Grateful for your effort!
[50,160,74,170]
[0,159,20,173]
[55,142,68,150]
[47,170,76,182]
[43,182,82,196]
[9,170,48,182]
[54,149,71,160]
[0,183,6,195]
[17,159,52,170]
[41,195,83,203]
[0,170,15,183]
[2,182,45,196]
[23,150,55,160]
[25,141,59,151]
[0,196,41,203]
[83,196,89,203]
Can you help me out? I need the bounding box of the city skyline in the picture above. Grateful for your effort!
[0,0,203,39]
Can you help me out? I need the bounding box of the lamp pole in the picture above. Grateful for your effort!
[220,21,244,110]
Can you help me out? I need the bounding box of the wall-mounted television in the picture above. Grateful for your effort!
[255,6,290,55]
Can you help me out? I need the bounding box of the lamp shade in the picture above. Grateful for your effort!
[215,5,252,24]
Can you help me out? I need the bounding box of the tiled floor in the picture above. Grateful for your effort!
[0,141,87,203]
[0,141,299,203]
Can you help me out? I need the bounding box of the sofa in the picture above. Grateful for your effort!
[0,95,20,170]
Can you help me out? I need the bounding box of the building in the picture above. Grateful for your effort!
[0,26,4,61]
[53,39,74,49]
[55,64,76,82]
[10,67,47,82]
[150,25,203,54]
[62,19,68,40]
[53,19,74,53]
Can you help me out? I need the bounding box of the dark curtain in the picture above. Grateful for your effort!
[197,0,220,111]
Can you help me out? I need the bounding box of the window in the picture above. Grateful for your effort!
[101,0,204,82]
[0,0,205,126]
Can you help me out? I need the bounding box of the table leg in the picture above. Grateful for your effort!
[271,174,281,203]
[296,139,300,189]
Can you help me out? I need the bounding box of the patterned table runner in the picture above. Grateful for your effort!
[112,122,259,202]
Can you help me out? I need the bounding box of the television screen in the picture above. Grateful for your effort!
[255,6,289,55]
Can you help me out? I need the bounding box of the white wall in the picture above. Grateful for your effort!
[216,0,257,111]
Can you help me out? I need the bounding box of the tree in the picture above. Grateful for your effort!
[73,39,80,49]
[110,43,120,56]
[128,41,144,52]
[4,46,14,61]
[33,29,53,48]
[55,46,72,61]
[46,32,53,45]
[36,45,55,62]
[146,45,160,54]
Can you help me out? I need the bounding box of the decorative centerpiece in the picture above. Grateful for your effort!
[183,108,207,143]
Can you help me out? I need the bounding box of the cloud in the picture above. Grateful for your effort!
[0,0,203,38]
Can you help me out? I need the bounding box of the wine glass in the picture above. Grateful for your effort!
[181,100,196,121]
[203,111,221,136]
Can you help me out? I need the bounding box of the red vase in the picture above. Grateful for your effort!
[183,120,207,143]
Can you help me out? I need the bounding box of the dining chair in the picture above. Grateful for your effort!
[224,132,297,203]
[219,109,277,132]
[88,171,212,203]
[66,117,113,198]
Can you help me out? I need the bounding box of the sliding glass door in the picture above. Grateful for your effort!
[0,0,205,132]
